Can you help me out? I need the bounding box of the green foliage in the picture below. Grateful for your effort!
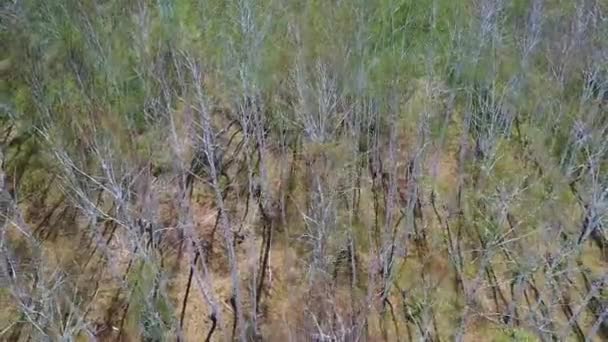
[3,0,608,340]
[493,327,540,342]
[127,261,174,340]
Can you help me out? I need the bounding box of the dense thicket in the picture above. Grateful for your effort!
[1,0,607,340]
